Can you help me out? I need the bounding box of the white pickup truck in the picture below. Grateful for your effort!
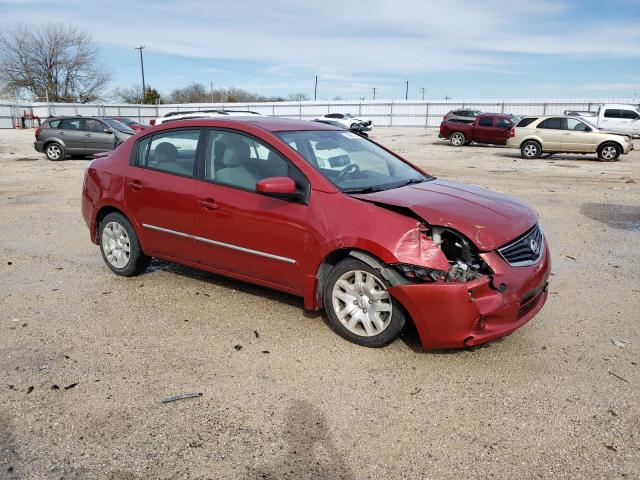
[565,104,640,137]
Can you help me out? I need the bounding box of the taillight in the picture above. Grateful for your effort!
[35,127,41,138]
[149,119,156,126]
[508,127,515,137]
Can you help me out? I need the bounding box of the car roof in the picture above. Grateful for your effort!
[156,116,341,132]
[477,112,512,118]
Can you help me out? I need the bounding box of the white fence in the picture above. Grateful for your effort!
[2,98,638,129]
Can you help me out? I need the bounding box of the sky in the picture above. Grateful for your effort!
[1,0,639,100]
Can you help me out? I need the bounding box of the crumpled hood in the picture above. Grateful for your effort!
[351,179,538,251]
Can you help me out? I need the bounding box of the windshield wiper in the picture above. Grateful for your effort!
[343,186,385,194]
[395,178,426,188]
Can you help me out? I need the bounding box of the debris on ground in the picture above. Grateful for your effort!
[64,383,78,390]
[26,386,34,394]
[51,385,60,390]
[160,392,203,404]
[612,340,629,348]
[234,344,242,351]
[254,330,260,338]
[262,350,270,354]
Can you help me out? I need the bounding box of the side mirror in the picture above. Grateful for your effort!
[104,129,114,134]
[256,176,302,200]
[584,127,592,132]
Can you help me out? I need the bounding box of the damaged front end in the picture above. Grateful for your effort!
[391,224,492,284]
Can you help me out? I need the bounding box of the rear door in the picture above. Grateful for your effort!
[562,118,595,152]
[84,119,116,153]
[58,118,86,152]
[533,117,564,150]
[124,128,202,261]
[474,116,497,143]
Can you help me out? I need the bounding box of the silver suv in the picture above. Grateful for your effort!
[35,117,135,160]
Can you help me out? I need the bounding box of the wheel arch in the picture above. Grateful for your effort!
[520,137,542,149]
[597,139,624,152]
[313,247,408,311]
[93,204,146,253]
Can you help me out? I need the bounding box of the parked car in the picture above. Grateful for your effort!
[109,117,146,131]
[565,104,640,137]
[442,109,482,124]
[82,117,550,350]
[150,109,262,126]
[439,113,515,146]
[507,116,634,161]
[316,113,372,131]
[35,117,136,160]
[313,118,370,136]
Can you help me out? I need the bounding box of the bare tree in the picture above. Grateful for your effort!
[167,82,284,103]
[0,24,110,103]
[112,85,162,104]
[287,93,310,101]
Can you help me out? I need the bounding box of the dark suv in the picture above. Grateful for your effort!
[35,117,135,160]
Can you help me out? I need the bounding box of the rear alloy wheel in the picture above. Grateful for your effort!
[450,132,466,146]
[597,143,621,162]
[323,258,406,347]
[521,140,541,159]
[45,143,64,161]
[99,212,150,276]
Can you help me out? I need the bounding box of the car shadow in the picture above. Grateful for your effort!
[147,259,305,309]
[247,399,355,480]
[495,152,606,162]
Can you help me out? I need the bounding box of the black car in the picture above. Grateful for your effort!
[35,117,135,160]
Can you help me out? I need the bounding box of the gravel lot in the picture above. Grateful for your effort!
[1,127,639,479]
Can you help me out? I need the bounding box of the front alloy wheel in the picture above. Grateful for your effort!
[323,258,406,347]
[98,212,150,276]
[101,221,131,269]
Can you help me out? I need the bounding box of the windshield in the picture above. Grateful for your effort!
[103,118,135,134]
[344,113,353,118]
[276,130,431,193]
[578,117,598,130]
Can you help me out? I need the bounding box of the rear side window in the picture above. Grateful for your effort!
[604,109,620,118]
[537,118,564,129]
[620,109,640,120]
[478,117,494,127]
[60,118,83,130]
[495,118,512,129]
[46,119,61,128]
[138,129,200,177]
[516,117,538,127]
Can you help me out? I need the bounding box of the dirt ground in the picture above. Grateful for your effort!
[1,127,639,480]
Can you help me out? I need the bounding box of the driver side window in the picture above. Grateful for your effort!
[204,129,307,194]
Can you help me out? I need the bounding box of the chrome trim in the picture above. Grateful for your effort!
[497,225,544,267]
[142,224,297,264]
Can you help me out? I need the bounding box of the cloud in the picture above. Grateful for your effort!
[577,82,640,91]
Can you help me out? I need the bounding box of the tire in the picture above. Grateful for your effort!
[597,142,621,162]
[450,132,466,146]
[45,142,65,161]
[350,123,359,129]
[99,212,150,276]
[521,140,541,159]
[323,258,406,347]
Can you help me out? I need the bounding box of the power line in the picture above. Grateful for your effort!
[134,46,146,95]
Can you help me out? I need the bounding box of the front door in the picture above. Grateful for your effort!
[84,119,116,153]
[194,129,309,290]
[562,118,595,152]
[124,128,202,261]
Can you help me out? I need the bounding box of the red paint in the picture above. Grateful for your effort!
[440,113,514,145]
[82,117,550,350]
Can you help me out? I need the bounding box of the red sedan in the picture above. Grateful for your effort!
[82,117,550,349]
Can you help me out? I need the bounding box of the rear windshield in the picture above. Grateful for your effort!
[516,117,538,127]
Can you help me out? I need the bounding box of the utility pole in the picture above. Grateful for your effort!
[210,81,214,103]
[405,80,409,100]
[134,46,146,99]
[314,75,318,101]
[372,87,377,100]
[421,87,425,100]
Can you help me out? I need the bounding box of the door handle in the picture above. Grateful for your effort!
[85,133,91,137]
[59,131,65,135]
[199,198,219,211]
[126,180,143,191]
